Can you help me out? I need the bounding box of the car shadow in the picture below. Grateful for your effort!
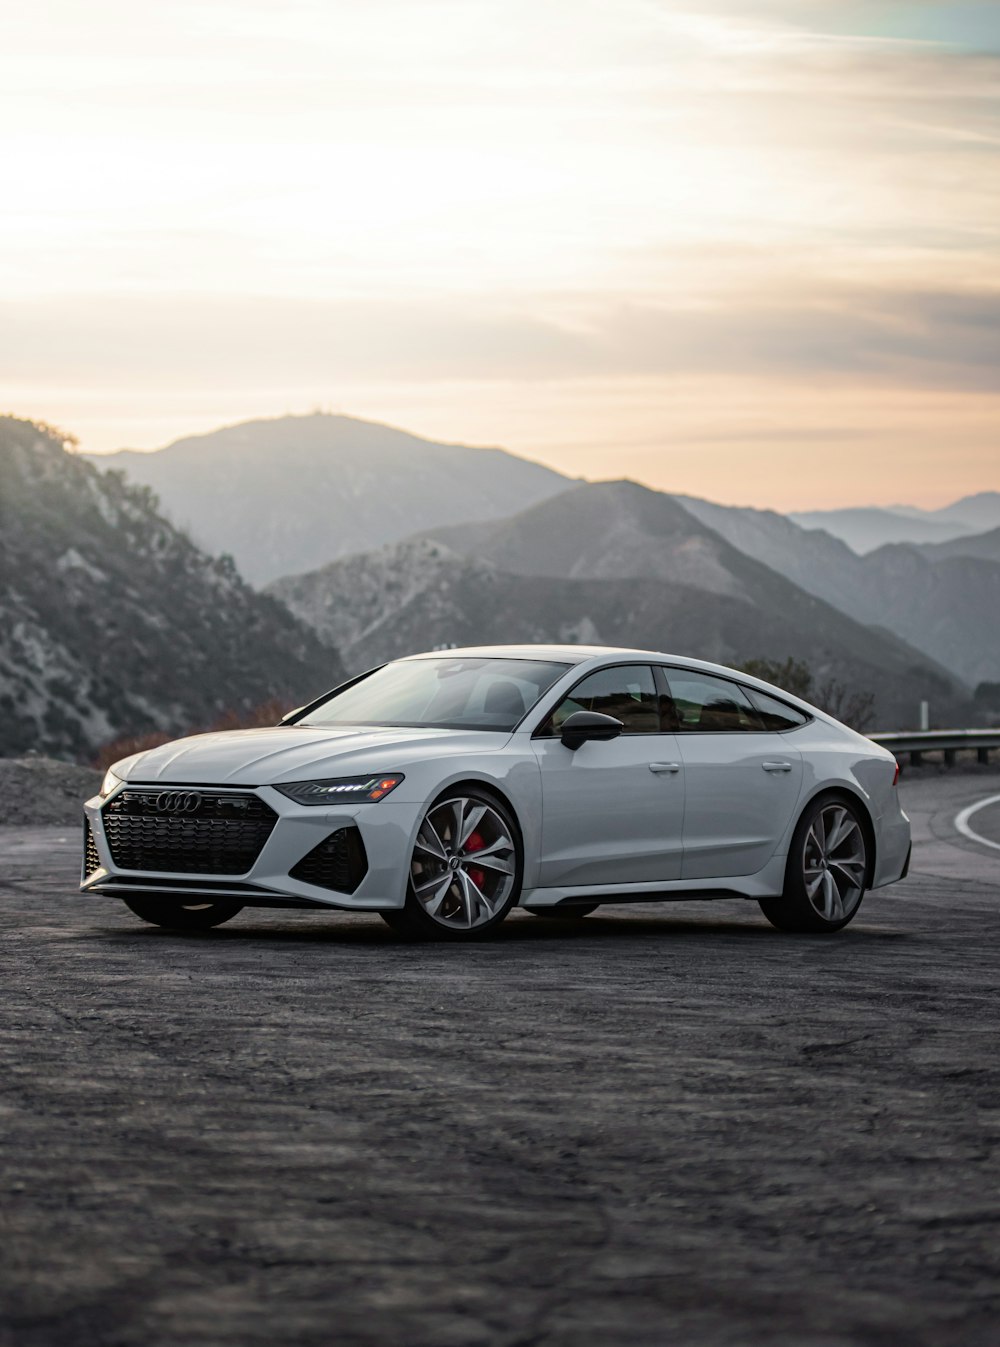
[84,904,909,949]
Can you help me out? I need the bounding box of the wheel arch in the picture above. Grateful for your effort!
[426,776,525,849]
[787,785,877,890]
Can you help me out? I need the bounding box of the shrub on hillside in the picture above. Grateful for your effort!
[91,698,294,770]
[739,657,876,732]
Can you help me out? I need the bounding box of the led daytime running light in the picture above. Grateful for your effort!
[276,774,404,805]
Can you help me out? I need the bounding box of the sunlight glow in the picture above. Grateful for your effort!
[1,0,998,505]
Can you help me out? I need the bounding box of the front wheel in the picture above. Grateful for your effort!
[759,796,869,933]
[122,896,243,930]
[380,788,521,941]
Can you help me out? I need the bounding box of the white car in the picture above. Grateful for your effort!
[82,645,911,940]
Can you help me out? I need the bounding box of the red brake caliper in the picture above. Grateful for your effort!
[464,831,486,891]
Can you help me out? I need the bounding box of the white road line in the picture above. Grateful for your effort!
[954,794,1000,853]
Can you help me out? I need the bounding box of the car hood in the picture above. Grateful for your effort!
[119,725,511,786]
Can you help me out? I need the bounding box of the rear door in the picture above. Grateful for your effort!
[531,663,685,887]
[660,668,804,879]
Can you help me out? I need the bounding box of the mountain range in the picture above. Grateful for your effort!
[674,496,1000,687]
[789,493,1000,553]
[88,413,572,585]
[269,481,966,729]
[6,410,996,759]
[0,417,342,759]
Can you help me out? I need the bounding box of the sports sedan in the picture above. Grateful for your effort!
[81,645,911,940]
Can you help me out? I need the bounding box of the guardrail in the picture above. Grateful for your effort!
[870,729,1000,767]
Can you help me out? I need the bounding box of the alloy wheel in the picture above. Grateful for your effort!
[802,803,867,923]
[410,795,517,930]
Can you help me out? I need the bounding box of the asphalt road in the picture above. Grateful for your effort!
[1,773,998,1347]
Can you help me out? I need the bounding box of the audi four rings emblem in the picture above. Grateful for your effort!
[154,791,203,815]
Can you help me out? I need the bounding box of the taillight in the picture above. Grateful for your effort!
[891,759,900,787]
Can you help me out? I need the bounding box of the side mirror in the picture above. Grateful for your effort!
[279,706,305,725]
[560,710,624,751]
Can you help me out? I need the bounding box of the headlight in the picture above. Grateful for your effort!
[274,774,404,805]
[99,767,124,798]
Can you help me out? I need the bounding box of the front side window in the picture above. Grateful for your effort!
[664,671,763,733]
[299,657,570,732]
[539,664,661,735]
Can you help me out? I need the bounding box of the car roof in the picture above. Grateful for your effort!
[400,643,758,682]
[402,644,615,665]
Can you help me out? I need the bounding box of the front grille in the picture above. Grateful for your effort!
[290,827,368,893]
[83,820,101,877]
[102,789,277,875]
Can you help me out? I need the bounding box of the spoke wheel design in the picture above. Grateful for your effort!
[759,796,869,934]
[409,795,517,931]
[802,803,867,923]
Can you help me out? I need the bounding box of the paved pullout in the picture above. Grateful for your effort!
[1,773,998,1347]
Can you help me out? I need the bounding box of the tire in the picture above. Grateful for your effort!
[759,794,869,934]
[524,904,599,919]
[121,896,244,930]
[380,787,522,941]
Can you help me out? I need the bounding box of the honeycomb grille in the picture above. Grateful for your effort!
[102,789,277,875]
[289,827,368,893]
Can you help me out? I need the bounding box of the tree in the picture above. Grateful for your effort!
[738,657,877,733]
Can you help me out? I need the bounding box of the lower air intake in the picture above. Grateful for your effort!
[83,820,101,877]
[289,827,368,893]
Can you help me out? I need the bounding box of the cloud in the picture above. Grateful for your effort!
[3,284,997,393]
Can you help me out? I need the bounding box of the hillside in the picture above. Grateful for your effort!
[672,496,1000,689]
[915,525,1000,565]
[270,484,966,728]
[0,417,343,760]
[88,413,572,585]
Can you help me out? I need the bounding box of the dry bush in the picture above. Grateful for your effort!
[739,657,877,732]
[91,699,294,770]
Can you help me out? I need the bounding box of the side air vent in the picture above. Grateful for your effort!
[83,820,101,877]
[289,827,368,893]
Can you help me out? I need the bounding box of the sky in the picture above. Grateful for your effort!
[1,0,998,509]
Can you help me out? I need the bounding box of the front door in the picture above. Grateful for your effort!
[532,664,685,887]
[661,668,803,879]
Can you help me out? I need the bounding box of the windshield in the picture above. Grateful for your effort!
[299,657,571,732]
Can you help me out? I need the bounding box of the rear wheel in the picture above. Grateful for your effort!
[380,788,521,941]
[121,896,243,930]
[759,796,868,933]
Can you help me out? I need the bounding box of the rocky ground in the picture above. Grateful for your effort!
[0,772,998,1346]
[0,755,101,825]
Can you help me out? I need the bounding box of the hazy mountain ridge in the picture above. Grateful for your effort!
[671,497,1000,688]
[86,413,573,585]
[0,417,342,759]
[789,492,1000,554]
[271,482,965,728]
[913,526,1000,565]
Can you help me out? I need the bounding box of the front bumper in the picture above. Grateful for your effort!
[81,783,421,910]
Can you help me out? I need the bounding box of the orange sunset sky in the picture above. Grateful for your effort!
[2,1,998,509]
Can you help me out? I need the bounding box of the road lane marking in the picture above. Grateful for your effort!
[954,794,1000,853]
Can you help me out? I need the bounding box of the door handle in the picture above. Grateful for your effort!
[762,761,793,773]
[649,762,681,774]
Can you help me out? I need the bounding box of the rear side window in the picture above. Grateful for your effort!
[744,687,810,731]
[663,671,763,733]
[540,664,661,735]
